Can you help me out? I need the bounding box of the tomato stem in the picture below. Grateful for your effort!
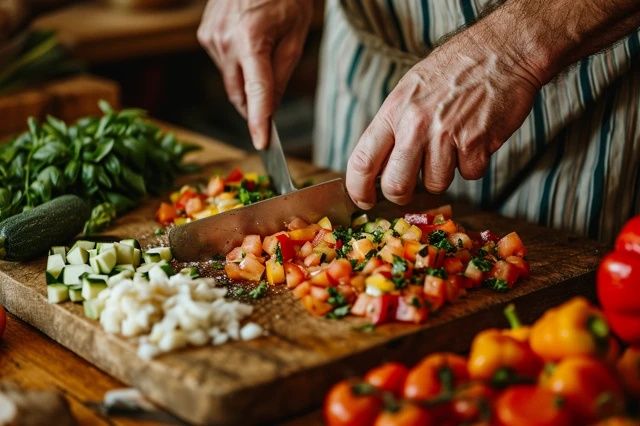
[503,303,522,329]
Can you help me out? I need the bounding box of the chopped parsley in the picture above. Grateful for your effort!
[471,257,493,272]
[275,243,283,264]
[425,267,447,278]
[154,227,165,236]
[410,296,422,308]
[353,323,376,333]
[391,255,408,276]
[353,250,378,272]
[249,281,268,299]
[428,230,455,253]
[211,254,225,270]
[238,182,275,205]
[326,305,351,319]
[372,229,385,244]
[484,278,509,292]
[232,287,247,297]
[326,288,351,319]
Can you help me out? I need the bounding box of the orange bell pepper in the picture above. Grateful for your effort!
[502,303,531,342]
[530,297,612,361]
[539,356,625,423]
[617,345,640,398]
[450,381,496,425]
[403,353,469,400]
[495,385,573,426]
[155,202,177,225]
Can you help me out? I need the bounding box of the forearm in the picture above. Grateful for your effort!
[471,0,640,85]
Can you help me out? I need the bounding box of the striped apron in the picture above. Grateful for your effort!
[313,0,640,243]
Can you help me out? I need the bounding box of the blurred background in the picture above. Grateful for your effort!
[0,0,325,160]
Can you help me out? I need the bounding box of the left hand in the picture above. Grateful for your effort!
[345,25,543,209]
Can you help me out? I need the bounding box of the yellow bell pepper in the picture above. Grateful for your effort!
[530,297,611,361]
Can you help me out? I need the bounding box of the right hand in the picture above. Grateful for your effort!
[197,0,313,149]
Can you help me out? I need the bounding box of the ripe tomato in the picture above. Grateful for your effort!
[373,402,433,426]
[614,216,640,255]
[327,259,354,284]
[0,305,6,337]
[324,381,382,426]
[497,232,527,259]
[365,362,409,396]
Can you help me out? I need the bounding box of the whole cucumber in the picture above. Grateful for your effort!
[0,195,90,261]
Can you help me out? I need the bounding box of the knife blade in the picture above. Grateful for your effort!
[258,121,297,195]
[170,178,357,261]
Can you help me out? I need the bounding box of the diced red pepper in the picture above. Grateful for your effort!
[225,167,243,183]
[276,234,296,261]
[423,275,446,311]
[366,294,399,325]
[480,229,501,243]
[396,294,429,324]
[174,190,199,210]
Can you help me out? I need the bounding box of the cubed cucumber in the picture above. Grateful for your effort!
[392,218,411,235]
[63,264,93,286]
[143,252,162,264]
[48,246,67,262]
[93,250,117,274]
[114,242,135,265]
[363,222,378,233]
[108,270,133,286]
[136,262,156,274]
[144,247,172,262]
[71,240,96,251]
[132,248,141,267]
[46,254,66,280]
[113,264,135,273]
[46,271,63,284]
[66,246,89,265]
[82,279,107,300]
[83,299,103,320]
[88,249,98,258]
[351,213,369,228]
[47,284,69,304]
[69,285,84,302]
[179,266,200,278]
[97,242,114,253]
[119,238,141,250]
[157,260,175,277]
[375,218,392,231]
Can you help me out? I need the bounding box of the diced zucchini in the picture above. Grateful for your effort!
[144,247,172,262]
[132,248,141,267]
[97,243,114,253]
[179,266,200,278]
[71,240,96,251]
[46,271,62,284]
[82,278,107,300]
[143,252,162,264]
[62,264,93,286]
[114,242,135,265]
[69,285,84,302]
[94,250,117,274]
[363,222,378,233]
[47,284,69,304]
[351,213,369,228]
[49,246,67,262]
[157,260,175,277]
[83,299,103,320]
[108,270,133,286]
[376,218,392,231]
[392,218,411,235]
[113,264,135,273]
[46,254,66,280]
[88,249,98,258]
[119,238,141,250]
[136,262,155,274]
[66,246,89,265]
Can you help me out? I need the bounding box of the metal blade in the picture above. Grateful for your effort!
[258,121,296,195]
[169,178,356,261]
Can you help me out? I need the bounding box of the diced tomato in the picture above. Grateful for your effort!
[226,246,245,263]
[455,249,472,264]
[403,241,423,262]
[175,190,200,210]
[349,275,366,294]
[224,167,243,183]
[327,259,353,284]
[372,264,393,279]
[379,242,404,264]
[287,217,309,231]
[463,261,485,288]
[396,294,429,324]
[443,256,465,275]
[423,275,446,311]
[480,229,501,243]
[351,293,372,316]
[506,256,530,278]
[310,286,330,302]
[276,234,296,261]
[362,257,383,275]
[497,232,527,258]
[415,246,446,269]
[448,232,473,250]
[425,204,453,219]
[155,202,177,225]
[262,232,285,256]
[352,238,376,260]
[304,252,322,267]
[336,284,357,304]
[285,262,306,288]
[292,281,310,299]
[241,235,263,257]
[206,175,225,197]
[290,225,321,243]
[435,219,457,234]
[302,294,332,316]
[239,254,266,281]
[312,229,330,247]
[184,197,204,216]
[224,262,243,280]
[311,270,331,287]
[489,260,520,288]
[266,258,285,285]
[445,275,465,302]
[366,294,399,325]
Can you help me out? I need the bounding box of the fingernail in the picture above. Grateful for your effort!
[356,201,374,210]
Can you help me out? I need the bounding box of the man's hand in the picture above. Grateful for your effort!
[198,0,313,149]
[346,27,542,209]
[345,0,640,209]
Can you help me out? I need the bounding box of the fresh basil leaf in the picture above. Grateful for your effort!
[64,160,80,184]
[37,165,63,191]
[82,162,98,189]
[0,188,11,208]
[83,138,114,162]
[121,165,146,195]
[32,141,68,163]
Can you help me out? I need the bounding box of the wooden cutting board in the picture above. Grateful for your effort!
[0,128,605,425]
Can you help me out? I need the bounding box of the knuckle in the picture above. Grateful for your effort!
[382,176,412,200]
[196,27,210,47]
[422,178,449,194]
[244,80,270,97]
[348,149,377,176]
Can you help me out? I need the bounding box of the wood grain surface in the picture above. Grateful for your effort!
[0,128,605,425]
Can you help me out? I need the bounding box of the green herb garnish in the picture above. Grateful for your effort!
[211,254,225,270]
[484,278,509,292]
[471,257,493,272]
[249,281,268,299]
[275,243,283,264]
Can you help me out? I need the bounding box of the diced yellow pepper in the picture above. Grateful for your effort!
[266,258,285,285]
[217,192,236,200]
[402,225,423,242]
[244,172,258,182]
[174,217,191,226]
[393,218,411,235]
[169,191,180,203]
[365,273,395,293]
[317,216,332,231]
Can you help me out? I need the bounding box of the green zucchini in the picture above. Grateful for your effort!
[47,284,69,304]
[69,285,84,302]
[0,195,90,261]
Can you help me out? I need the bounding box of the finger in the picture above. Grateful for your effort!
[380,118,425,205]
[222,62,247,117]
[240,49,275,150]
[422,131,457,193]
[455,134,490,180]
[197,2,222,67]
[346,116,395,210]
[272,33,304,106]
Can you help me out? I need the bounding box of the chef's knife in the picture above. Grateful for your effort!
[258,121,297,195]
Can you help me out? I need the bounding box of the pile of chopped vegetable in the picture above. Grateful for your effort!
[0,101,199,233]
[155,167,274,226]
[223,205,529,324]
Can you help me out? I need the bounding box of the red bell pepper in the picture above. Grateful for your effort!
[275,234,296,262]
[597,215,640,344]
[224,167,244,183]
